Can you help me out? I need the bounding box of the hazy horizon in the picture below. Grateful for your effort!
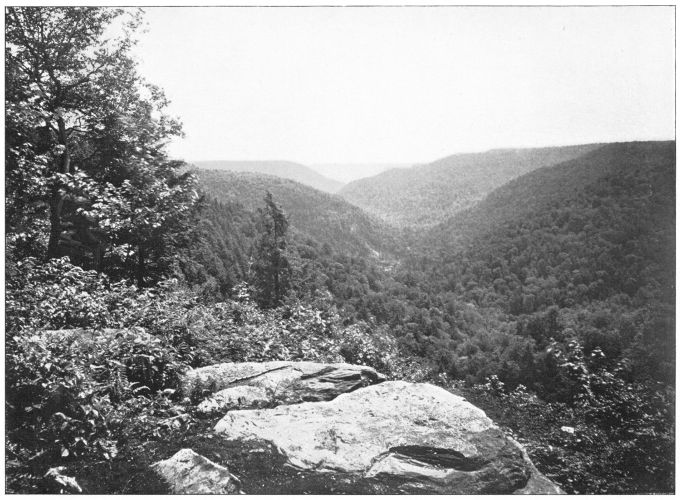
[189,159,413,183]
[133,6,674,165]
[187,137,674,183]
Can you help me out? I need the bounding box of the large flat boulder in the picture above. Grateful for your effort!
[214,381,562,494]
[182,361,386,413]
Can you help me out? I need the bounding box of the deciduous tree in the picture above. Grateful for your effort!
[5,7,197,284]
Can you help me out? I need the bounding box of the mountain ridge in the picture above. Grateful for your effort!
[193,160,344,194]
[425,140,675,250]
[339,143,605,227]
[194,169,400,259]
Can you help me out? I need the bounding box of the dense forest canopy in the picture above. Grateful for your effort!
[5,7,675,495]
[340,144,602,227]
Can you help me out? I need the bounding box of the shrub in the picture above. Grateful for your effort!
[6,257,139,332]
[6,327,185,463]
[465,340,674,494]
[6,257,189,470]
[337,322,400,374]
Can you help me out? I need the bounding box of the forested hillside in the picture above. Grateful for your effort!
[4,6,674,496]
[389,141,675,492]
[404,141,675,384]
[193,160,344,193]
[340,144,600,227]
[273,140,673,493]
[175,170,403,310]
[196,169,399,258]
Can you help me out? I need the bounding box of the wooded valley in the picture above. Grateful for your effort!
[5,7,675,495]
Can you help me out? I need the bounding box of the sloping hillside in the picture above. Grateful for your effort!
[428,141,675,254]
[310,163,413,184]
[340,144,601,227]
[411,140,675,383]
[195,169,399,259]
[193,160,344,193]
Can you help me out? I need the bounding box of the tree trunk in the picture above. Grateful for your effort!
[273,258,280,306]
[46,117,71,259]
[46,193,63,259]
[136,245,146,287]
[93,243,103,272]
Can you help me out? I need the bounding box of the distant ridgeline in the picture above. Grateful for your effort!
[193,160,344,193]
[339,143,603,227]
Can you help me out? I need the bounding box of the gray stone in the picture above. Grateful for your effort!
[182,361,386,413]
[214,381,562,494]
[43,466,82,494]
[151,448,242,494]
[198,385,271,415]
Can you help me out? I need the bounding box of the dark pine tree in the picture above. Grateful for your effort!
[251,192,291,308]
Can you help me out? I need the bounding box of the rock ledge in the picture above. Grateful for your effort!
[214,380,562,494]
[182,361,386,414]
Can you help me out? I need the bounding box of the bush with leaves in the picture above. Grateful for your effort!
[337,322,400,374]
[7,257,143,331]
[6,327,184,462]
[464,340,674,494]
[6,255,199,342]
[174,295,346,367]
[129,281,408,376]
[6,256,191,483]
[181,291,409,375]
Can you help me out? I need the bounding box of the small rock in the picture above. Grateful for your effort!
[44,466,82,493]
[151,448,242,494]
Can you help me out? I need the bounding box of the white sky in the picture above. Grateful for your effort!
[132,6,675,167]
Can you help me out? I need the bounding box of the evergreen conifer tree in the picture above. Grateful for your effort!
[251,192,291,307]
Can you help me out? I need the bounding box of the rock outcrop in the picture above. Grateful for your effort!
[213,380,562,494]
[181,361,385,414]
[151,449,242,494]
[150,362,563,494]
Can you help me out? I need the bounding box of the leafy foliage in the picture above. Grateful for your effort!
[5,6,197,284]
[464,340,674,494]
[6,328,183,461]
[5,256,187,466]
[130,281,404,377]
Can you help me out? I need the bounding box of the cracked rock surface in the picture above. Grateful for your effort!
[214,380,562,494]
[182,361,386,413]
[158,362,562,494]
